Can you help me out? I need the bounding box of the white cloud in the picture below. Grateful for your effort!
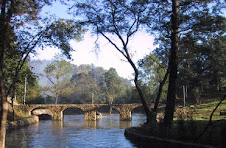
[34,1,156,79]
[31,30,155,79]
[31,47,61,61]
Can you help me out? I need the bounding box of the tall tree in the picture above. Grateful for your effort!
[178,35,226,104]
[163,0,179,129]
[43,56,73,104]
[0,1,49,146]
[104,68,124,114]
[139,54,168,103]
[139,54,169,123]
[142,0,225,127]
[0,1,85,147]
[70,72,99,104]
[73,0,153,123]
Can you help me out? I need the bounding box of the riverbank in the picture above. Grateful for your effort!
[125,127,215,148]
[125,99,226,148]
[7,115,39,131]
[6,104,39,131]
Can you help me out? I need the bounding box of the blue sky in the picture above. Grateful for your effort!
[32,1,156,79]
[33,1,226,79]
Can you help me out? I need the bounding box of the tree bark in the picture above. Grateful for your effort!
[55,93,58,104]
[98,6,152,123]
[0,4,10,146]
[153,67,169,113]
[0,22,8,148]
[0,70,8,148]
[163,0,179,129]
[132,62,152,123]
[11,85,16,120]
[150,67,169,124]
[109,106,112,115]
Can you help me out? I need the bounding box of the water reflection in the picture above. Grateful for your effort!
[51,120,63,128]
[120,121,132,129]
[84,121,97,128]
[6,114,145,148]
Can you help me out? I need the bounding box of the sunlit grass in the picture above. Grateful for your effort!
[7,106,32,122]
[174,99,226,121]
[132,99,226,147]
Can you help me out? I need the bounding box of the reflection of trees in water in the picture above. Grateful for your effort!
[6,114,146,147]
[6,123,39,148]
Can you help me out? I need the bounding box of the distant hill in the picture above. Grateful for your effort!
[29,60,51,87]
[29,60,132,87]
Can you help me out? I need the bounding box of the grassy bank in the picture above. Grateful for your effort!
[7,105,32,122]
[127,98,226,147]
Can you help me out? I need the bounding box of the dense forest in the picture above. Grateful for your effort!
[13,30,226,107]
[0,0,225,147]
[27,59,139,105]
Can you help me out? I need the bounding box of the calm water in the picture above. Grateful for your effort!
[6,114,146,148]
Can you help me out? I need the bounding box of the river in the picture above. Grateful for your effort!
[6,113,146,148]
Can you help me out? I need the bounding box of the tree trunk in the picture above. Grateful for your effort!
[0,84,8,148]
[0,36,7,148]
[163,0,179,129]
[0,69,8,148]
[133,67,152,123]
[153,67,169,113]
[55,93,58,104]
[109,106,112,115]
[11,85,16,120]
[150,67,169,124]
[126,55,152,123]
[0,11,9,147]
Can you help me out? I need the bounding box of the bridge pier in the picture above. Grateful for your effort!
[84,110,96,121]
[119,110,132,121]
[112,105,133,121]
[52,111,63,121]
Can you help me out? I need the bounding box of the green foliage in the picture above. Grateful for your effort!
[3,47,42,104]
[177,35,226,104]
[139,54,168,103]
[43,63,135,104]
[145,0,226,104]
[42,19,86,59]
[103,68,125,105]
[69,72,99,104]
[1,0,86,100]
[43,55,73,104]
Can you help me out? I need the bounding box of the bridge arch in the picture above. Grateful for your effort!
[26,105,52,115]
[31,107,52,114]
[63,107,84,115]
[31,108,53,120]
[62,107,85,120]
[61,106,85,113]
[97,106,119,115]
[131,105,145,114]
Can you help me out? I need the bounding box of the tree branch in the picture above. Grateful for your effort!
[194,94,225,142]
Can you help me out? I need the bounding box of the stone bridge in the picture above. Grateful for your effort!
[14,104,150,121]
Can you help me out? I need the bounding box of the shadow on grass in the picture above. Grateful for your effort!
[125,120,226,148]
